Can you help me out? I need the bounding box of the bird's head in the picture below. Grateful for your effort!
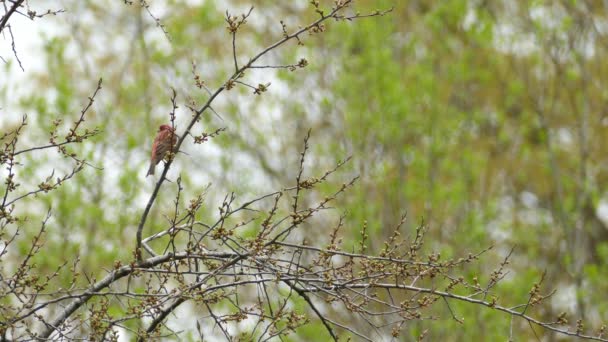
[159,124,173,131]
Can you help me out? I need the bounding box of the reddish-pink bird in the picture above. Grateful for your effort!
[147,124,178,177]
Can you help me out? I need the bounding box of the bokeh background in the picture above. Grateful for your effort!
[2,0,608,340]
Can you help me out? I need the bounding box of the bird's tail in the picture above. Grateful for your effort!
[146,161,155,177]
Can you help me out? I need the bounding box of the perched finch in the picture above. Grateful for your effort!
[146,124,178,177]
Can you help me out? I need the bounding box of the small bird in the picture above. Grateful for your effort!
[147,124,178,177]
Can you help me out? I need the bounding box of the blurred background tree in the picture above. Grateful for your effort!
[1,0,608,340]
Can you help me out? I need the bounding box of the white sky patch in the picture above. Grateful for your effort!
[493,23,537,56]
[551,283,578,313]
[556,127,573,147]
[462,6,477,31]
[1,6,60,126]
[597,198,608,224]
[519,191,538,209]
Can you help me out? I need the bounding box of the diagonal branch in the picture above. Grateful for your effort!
[0,0,24,34]
[283,279,338,341]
